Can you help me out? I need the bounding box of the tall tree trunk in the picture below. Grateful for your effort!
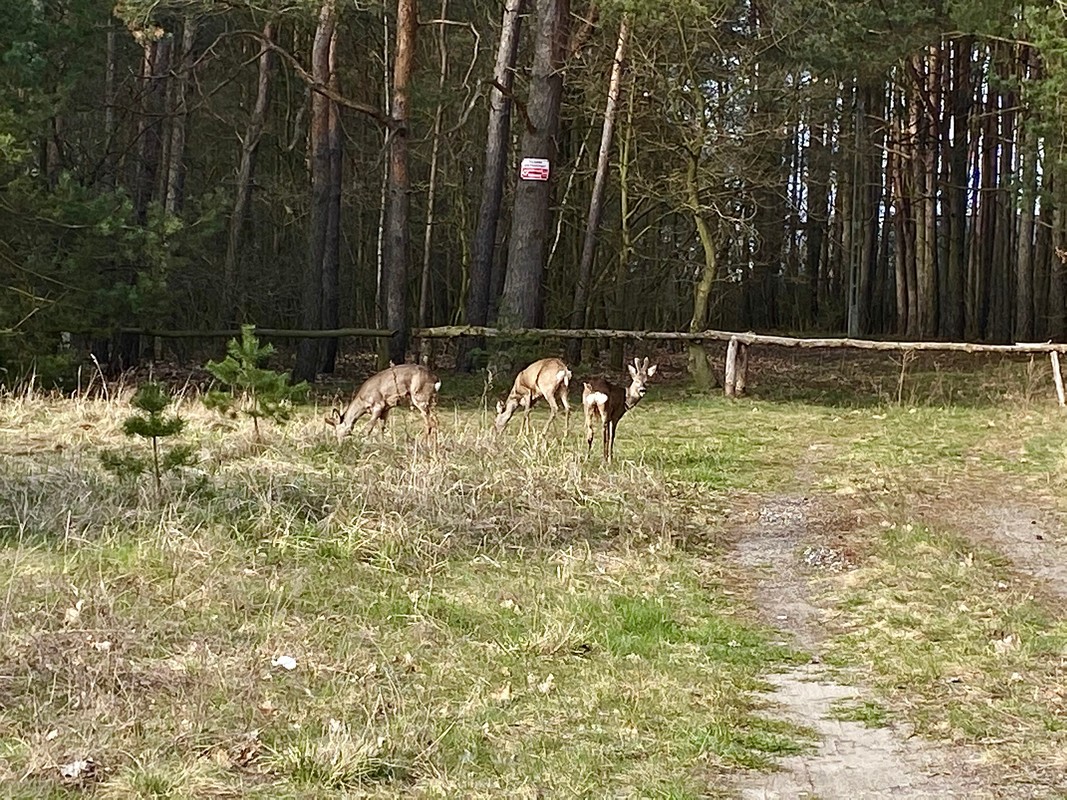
[458,0,524,369]
[498,0,570,327]
[806,120,829,327]
[222,21,275,326]
[566,13,629,365]
[967,72,996,339]
[164,16,198,216]
[383,0,418,365]
[134,33,169,225]
[102,26,117,188]
[121,29,170,371]
[418,0,450,364]
[1052,176,1066,340]
[1034,156,1054,338]
[991,50,1016,343]
[942,36,971,340]
[911,49,939,338]
[890,140,910,335]
[293,0,337,383]
[845,80,862,336]
[320,29,343,373]
[610,79,636,369]
[686,150,718,391]
[1014,48,1037,342]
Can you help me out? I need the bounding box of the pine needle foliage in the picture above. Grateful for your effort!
[100,381,194,497]
[204,325,310,439]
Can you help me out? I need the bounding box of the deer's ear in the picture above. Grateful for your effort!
[495,400,505,414]
[628,364,638,380]
[647,365,658,377]
[324,408,341,426]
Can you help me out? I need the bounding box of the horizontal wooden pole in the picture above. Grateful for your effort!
[116,327,396,339]
[412,325,1067,354]
[23,323,1067,354]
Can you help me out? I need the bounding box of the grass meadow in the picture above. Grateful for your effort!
[2,346,1067,797]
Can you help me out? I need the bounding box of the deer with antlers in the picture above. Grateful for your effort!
[494,357,572,434]
[582,356,658,461]
[325,364,440,442]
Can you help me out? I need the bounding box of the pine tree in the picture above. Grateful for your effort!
[205,325,310,439]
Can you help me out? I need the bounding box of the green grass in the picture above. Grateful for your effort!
[0,392,805,798]
[828,699,890,728]
[820,523,1067,769]
[4,355,1067,796]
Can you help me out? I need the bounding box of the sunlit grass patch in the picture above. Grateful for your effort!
[822,523,1067,770]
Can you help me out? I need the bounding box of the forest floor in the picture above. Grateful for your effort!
[2,345,1067,798]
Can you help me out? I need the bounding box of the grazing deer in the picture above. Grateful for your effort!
[495,357,572,434]
[582,356,657,461]
[325,364,440,442]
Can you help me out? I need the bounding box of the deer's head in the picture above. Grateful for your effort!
[625,357,657,407]
[324,406,351,442]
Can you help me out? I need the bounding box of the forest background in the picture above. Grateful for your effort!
[1,0,1064,386]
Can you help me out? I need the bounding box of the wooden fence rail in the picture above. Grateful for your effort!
[15,323,1067,403]
[95,323,1067,355]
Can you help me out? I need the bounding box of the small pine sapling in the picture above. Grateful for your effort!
[101,382,195,496]
[204,324,309,438]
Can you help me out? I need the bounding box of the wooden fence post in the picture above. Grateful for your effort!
[735,343,749,396]
[724,337,739,398]
[1051,351,1066,409]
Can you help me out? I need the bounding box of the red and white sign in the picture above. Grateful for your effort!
[519,157,551,181]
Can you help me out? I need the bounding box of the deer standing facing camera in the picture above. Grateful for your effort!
[582,357,657,461]
[326,364,440,442]
[494,357,572,434]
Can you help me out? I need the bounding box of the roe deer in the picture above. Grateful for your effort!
[582,356,657,461]
[326,364,440,442]
[494,357,572,434]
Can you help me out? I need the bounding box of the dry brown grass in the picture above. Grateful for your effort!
[0,390,803,799]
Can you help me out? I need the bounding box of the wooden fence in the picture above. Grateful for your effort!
[89,323,1067,405]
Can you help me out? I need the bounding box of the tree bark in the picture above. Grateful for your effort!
[293,0,337,383]
[418,0,450,364]
[942,36,971,340]
[566,13,629,364]
[222,21,274,326]
[102,26,117,188]
[320,28,343,373]
[457,0,525,369]
[383,0,418,365]
[1013,48,1037,342]
[498,0,570,327]
[164,16,198,216]
[610,78,636,370]
[687,149,719,392]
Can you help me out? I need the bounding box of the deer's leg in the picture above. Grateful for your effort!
[542,392,560,434]
[520,395,532,434]
[584,403,596,453]
[560,389,571,435]
[412,394,436,436]
[363,404,386,435]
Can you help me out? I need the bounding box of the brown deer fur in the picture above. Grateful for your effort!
[582,357,657,461]
[495,357,572,434]
[326,364,440,441]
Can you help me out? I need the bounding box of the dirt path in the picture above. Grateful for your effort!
[731,494,995,800]
[957,501,1067,599]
